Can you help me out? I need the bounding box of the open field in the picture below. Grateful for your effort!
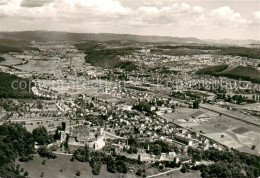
[16,59,58,73]
[186,121,259,155]
[17,154,136,178]
[182,123,223,134]
[161,106,260,155]
[0,54,23,65]
[94,94,121,103]
[200,104,260,125]
[161,108,196,122]
[223,102,260,112]
[9,116,66,132]
[193,115,259,154]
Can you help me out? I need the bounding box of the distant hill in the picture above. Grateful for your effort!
[205,39,260,46]
[1,31,259,46]
[0,31,203,43]
[1,31,259,45]
[196,65,260,84]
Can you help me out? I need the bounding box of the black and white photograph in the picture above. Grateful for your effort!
[0,0,259,177]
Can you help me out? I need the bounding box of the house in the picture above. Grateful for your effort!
[189,111,205,119]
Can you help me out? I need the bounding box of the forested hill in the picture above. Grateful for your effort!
[0,123,35,177]
[0,38,37,54]
[0,72,37,99]
[196,65,260,84]
[75,42,137,71]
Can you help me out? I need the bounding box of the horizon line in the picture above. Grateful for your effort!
[0,30,259,42]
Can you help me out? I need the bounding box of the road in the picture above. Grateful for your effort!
[146,168,181,178]
[53,151,73,156]
[103,130,126,140]
[0,114,10,125]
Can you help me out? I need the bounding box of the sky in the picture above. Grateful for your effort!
[0,0,259,40]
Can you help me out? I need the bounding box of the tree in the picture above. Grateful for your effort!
[237,95,243,104]
[107,160,116,173]
[53,128,61,141]
[90,156,102,175]
[62,122,66,131]
[37,146,57,159]
[64,141,68,149]
[136,169,142,176]
[116,160,128,173]
[193,101,199,109]
[133,148,138,154]
[128,136,137,145]
[180,163,189,173]
[76,171,81,176]
[73,145,90,162]
[227,95,232,102]
[32,126,50,145]
[138,154,141,164]
[169,158,178,168]
[0,123,35,177]
[24,171,29,176]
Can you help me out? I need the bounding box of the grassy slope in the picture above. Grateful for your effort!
[18,154,135,178]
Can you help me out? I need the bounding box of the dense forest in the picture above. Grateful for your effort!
[187,147,260,177]
[0,72,37,99]
[0,123,35,177]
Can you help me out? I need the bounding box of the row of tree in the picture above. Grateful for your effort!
[186,147,260,177]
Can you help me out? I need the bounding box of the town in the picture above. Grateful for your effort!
[0,37,259,178]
